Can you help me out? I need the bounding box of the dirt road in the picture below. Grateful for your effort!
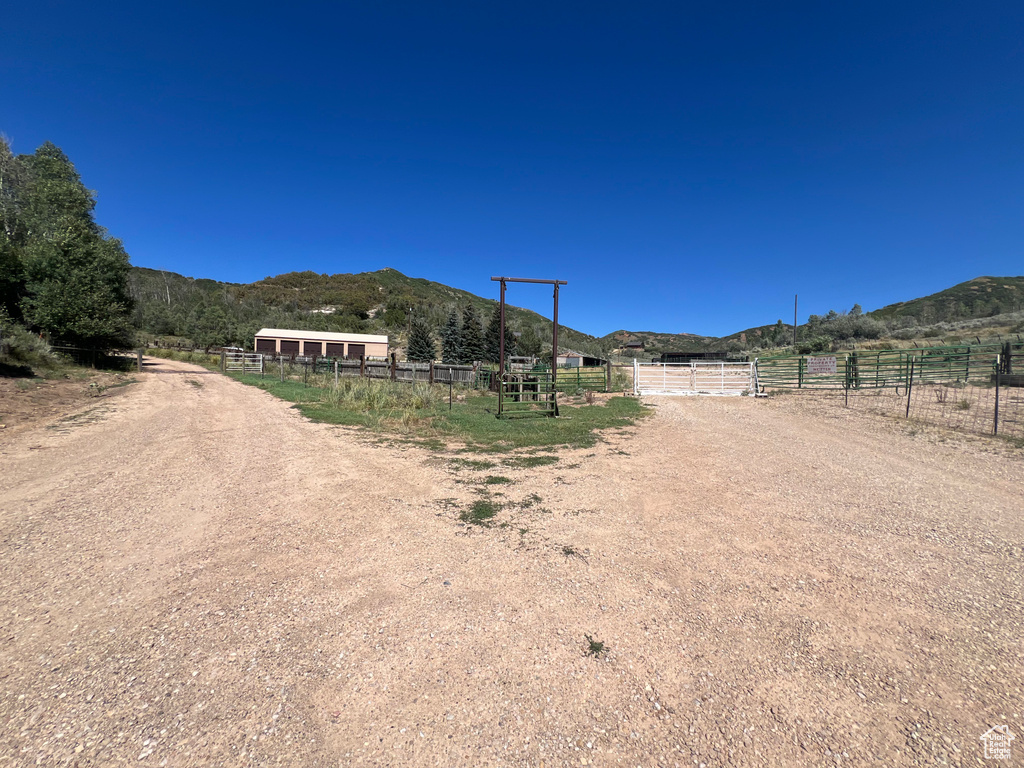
[1,358,1021,766]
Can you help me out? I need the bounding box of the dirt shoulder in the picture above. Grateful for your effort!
[0,358,1021,766]
[0,367,138,436]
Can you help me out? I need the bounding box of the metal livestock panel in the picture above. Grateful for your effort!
[633,360,754,396]
[225,352,264,374]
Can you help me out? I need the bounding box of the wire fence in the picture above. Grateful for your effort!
[756,341,1021,390]
[757,341,1024,441]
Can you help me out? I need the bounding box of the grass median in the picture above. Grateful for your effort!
[227,370,648,452]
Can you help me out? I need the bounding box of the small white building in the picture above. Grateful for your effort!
[254,328,389,358]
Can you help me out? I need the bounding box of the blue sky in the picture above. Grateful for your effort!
[3,1,1022,337]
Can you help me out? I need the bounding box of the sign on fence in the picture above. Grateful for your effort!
[807,356,837,375]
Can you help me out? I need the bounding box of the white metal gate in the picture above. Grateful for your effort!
[225,352,264,374]
[633,360,755,396]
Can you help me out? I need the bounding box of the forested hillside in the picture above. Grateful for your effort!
[130,266,607,356]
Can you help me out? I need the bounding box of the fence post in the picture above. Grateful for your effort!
[606,360,612,392]
[798,357,804,389]
[906,357,915,419]
[335,359,339,388]
[429,361,434,384]
[994,364,1001,435]
[843,356,849,407]
[390,352,397,381]
[280,357,284,382]
[360,355,366,378]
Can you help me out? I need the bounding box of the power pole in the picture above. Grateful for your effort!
[793,294,798,348]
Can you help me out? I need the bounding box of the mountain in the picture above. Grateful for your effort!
[128,266,605,354]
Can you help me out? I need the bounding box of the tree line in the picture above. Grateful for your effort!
[1,138,133,349]
[408,304,547,364]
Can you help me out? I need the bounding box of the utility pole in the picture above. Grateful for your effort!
[793,294,798,348]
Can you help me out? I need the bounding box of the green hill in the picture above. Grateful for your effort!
[867,276,1024,324]
[599,275,1024,357]
[129,266,605,355]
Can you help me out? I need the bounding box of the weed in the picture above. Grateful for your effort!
[562,545,587,561]
[584,634,607,657]
[519,493,543,509]
[956,399,971,411]
[185,379,203,388]
[483,475,512,485]
[15,379,33,391]
[460,499,501,527]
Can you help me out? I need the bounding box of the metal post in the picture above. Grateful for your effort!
[499,279,506,418]
[906,357,915,419]
[606,359,612,393]
[449,379,453,411]
[280,357,284,382]
[552,283,560,387]
[994,361,1001,435]
[335,359,339,388]
[844,357,849,407]
[793,294,798,348]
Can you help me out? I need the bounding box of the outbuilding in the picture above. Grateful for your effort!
[254,328,389,359]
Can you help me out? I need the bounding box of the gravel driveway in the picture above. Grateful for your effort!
[1,358,1021,766]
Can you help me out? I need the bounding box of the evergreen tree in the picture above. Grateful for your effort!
[407,313,436,362]
[517,325,543,357]
[459,305,485,363]
[440,308,460,364]
[484,304,517,364]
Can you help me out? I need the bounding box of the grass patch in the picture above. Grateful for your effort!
[483,475,513,485]
[185,378,203,388]
[459,499,501,527]
[503,454,559,469]
[449,458,498,471]
[225,371,650,453]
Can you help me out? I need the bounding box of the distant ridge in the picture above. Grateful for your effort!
[130,266,1024,355]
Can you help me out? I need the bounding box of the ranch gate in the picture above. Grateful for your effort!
[633,360,757,396]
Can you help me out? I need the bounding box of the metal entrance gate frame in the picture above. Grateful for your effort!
[491,276,568,418]
[633,360,757,396]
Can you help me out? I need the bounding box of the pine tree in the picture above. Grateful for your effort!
[459,306,485,364]
[440,309,460,364]
[484,304,517,364]
[407,313,436,362]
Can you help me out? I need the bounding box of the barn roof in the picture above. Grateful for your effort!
[255,328,388,344]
